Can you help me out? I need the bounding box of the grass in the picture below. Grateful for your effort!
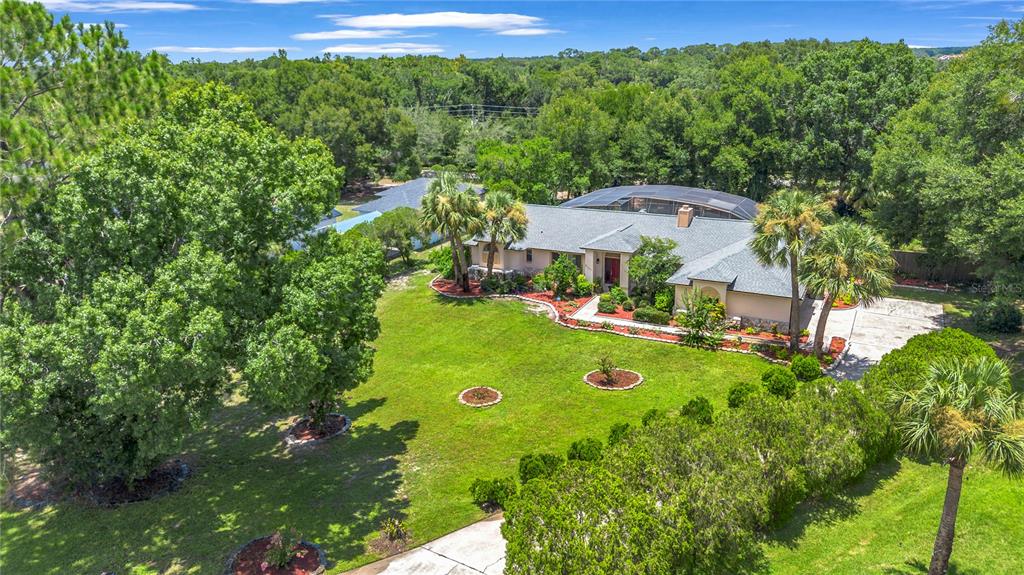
[766,458,1024,575]
[333,204,361,221]
[0,272,769,574]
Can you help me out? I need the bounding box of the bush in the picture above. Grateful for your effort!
[530,272,549,292]
[862,328,997,398]
[974,299,1022,333]
[654,289,674,313]
[567,438,604,462]
[609,286,628,304]
[641,408,664,427]
[428,246,454,279]
[470,476,519,509]
[264,528,302,568]
[762,366,798,399]
[379,517,409,541]
[622,298,636,311]
[677,290,727,347]
[608,422,632,446]
[597,299,617,314]
[632,306,671,325]
[574,274,594,297]
[518,452,564,483]
[775,348,790,361]
[790,355,822,382]
[545,255,579,298]
[680,396,714,425]
[727,381,761,408]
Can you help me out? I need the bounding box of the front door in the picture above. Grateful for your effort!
[604,256,620,285]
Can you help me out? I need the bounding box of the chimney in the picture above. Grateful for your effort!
[676,205,694,228]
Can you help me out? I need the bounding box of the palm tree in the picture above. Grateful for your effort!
[420,172,483,292]
[800,220,895,357]
[749,189,832,352]
[889,356,1024,575]
[481,191,528,277]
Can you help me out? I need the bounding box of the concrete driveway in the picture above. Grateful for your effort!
[343,514,505,575]
[808,296,945,380]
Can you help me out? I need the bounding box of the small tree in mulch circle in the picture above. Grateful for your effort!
[597,355,617,385]
[263,528,304,570]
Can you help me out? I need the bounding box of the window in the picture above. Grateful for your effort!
[526,249,533,263]
[573,254,582,269]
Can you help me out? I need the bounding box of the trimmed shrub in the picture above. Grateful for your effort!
[567,438,604,462]
[574,274,594,297]
[428,246,454,279]
[762,366,798,399]
[776,348,791,361]
[622,298,636,311]
[531,272,549,292]
[790,355,822,382]
[974,299,1022,333]
[609,286,628,304]
[654,289,674,313]
[862,328,997,397]
[545,255,579,298]
[597,299,617,314]
[680,396,714,425]
[608,422,632,446]
[470,476,519,509]
[641,408,664,427]
[727,381,761,408]
[632,306,671,325]
[518,452,564,483]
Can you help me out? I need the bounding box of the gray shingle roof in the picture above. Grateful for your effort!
[560,184,759,220]
[354,177,482,214]
[484,205,792,298]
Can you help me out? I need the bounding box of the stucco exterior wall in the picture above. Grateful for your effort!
[674,285,793,326]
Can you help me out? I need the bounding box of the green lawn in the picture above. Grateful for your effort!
[766,459,1024,575]
[1,272,769,574]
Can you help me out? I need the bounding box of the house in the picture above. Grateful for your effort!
[354,177,483,215]
[468,204,800,328]
[290,210,383,251]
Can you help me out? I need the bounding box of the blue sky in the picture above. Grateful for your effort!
[40,1,1024,61]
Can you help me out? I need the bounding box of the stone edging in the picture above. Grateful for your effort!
[458,386,503,407]
[223,536,328,575]
[429,275,843,371]
[284,413,351,448]
[582,369,645,391]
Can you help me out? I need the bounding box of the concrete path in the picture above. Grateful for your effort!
[343,514,505,575]
[807,296,945,380]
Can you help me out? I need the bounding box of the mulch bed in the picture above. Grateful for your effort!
[896,277,948,290]
[520,291,592,319]
[596,306,636,321]
[458,386,503,407]
[831,299,859,310]
[368,533,411,556]
[583,369,644,390]
[284,413,351,447]
[431,278,484,297]
[227,537,326,575]
[90,459,191,507]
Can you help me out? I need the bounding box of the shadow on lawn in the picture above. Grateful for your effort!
[767,459,902,550]
[2,397,418,574]
[882,558,982,575]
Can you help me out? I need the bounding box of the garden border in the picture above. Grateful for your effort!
[222,536,328,575]
[582,369,645,391]
[429,276,848,375]
[458,386,504,407]
[283,413,352,448]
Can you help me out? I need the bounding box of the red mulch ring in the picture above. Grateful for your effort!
[831,299,859,310]
[89,459,191,507]
[584,369,643,389]
[459,386,502,406]
[231,538,324,575]
[290,414,347,441]
[431,278,484,296]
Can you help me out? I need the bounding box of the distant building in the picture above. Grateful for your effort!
[559,185,758,220]
[354,177,483,215]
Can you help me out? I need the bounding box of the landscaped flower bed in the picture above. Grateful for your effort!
[726,327,809,345]
[583,368,644,390]
[896,277,948,291]
[284,413,351,448]
[458,386,503,407]
[225,534,326,575]
[430,278,484,297]
[519,291,592,319]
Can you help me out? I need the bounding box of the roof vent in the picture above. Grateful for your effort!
[677,205,694,228]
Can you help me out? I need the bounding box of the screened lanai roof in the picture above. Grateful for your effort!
[561,185,759,220]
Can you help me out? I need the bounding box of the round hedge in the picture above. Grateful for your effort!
[861,328,996,395]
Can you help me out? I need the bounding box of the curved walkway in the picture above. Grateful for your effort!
[343,514,505,575]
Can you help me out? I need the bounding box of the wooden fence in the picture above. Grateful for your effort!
[892,250,979,283]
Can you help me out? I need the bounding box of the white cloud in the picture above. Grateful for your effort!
[322,42,444,54]
[292,29,408,40]
[907,44,936,48]
[154,45,294,53]
[495,28,562,36]
[41,1,197,12]
[245,0,340,4]
[80,22,130,28]
[331,11,543,31]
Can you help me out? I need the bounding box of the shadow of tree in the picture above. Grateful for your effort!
[882,558,982,575]
[767,459,903,549]
[1,397,418,574]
